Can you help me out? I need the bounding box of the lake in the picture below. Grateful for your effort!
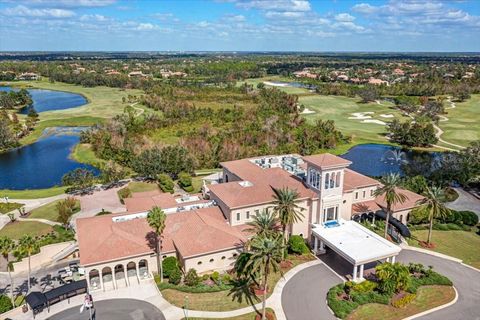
[0,128,98,190]
[0,86,87,113]
[341,144,440,177]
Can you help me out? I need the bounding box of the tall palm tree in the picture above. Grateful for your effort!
[374,173,407,239]
[272,187,304,255]
[417,185,450,244]
[245,210,279,238]
[0,236,15,306]
[245,235,284,320]
[147,206,167,282]
[19,235,38,293]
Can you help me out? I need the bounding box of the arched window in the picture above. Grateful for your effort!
[221,256,226,260]
[335,172,340,187]
[197,261,202,265]
[330,172,335,188]
[225,174,229,183]
[399,215,403,223]
[325,173,329,189]
[316,172,320,188]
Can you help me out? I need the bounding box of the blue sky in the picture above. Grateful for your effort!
[1,0,479,52]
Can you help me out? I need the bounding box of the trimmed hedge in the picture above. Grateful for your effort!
[157,281,233,293]
[162,256,180,278]
[178,172,194,193]
[288,235,310,254]
[169,269,182,285]
[117,187,132,204]
[158,174,174,193]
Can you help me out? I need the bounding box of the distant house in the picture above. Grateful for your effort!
[293,70,317,79]
[336,74,349,82]
[128,71,150,78]
[368,77,388,85]
[160,70,187,78]
[17,72,40,80]
[393,68,405,76]
[106,70,121,75]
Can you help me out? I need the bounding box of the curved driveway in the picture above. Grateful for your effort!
[47,298,165,320]
[281,250,479,320]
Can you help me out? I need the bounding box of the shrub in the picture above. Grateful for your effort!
[327,284,358,319]
[288,235,309,255]
[433,223,449,231]
[375,263,411,295]
[117,187,132,204]
[178,172,194,192]
[169,269,182,285]
[351,290,389,305]
[352,280,377,293]
[221,273,232,284]
[158,174,174,193]
[457,210,478,226]
[184,269,200,287]
[162,256,179,278]
[0,295,13,313]
[210,271,220,283]
[445,223,462,231]
[392,293,416,308]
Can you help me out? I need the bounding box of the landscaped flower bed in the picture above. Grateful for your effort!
[327,262,453,319]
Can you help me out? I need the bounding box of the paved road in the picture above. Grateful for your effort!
[281,263,341,320]
[47,299,165,320]
[446,187,480,216]
[281,250,479,320]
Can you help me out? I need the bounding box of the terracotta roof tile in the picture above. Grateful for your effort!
[375,188,424,212]
[343,169,380,191]
[77,207,246,266]
[303,153,352,169]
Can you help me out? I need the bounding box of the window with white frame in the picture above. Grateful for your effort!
[325,173,329,189]
[236,212,240,221]
[335,172,340,187]
[246,211,250,219]
[323,205,338,222]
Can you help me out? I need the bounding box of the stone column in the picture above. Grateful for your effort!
[99,270,104,292]
[125,264,130,287]
[359,264,364,280]
[136,261,141,281]
[352,264,358,282]
[391,256,396,263]
[112,266,117,290]
[313,236,319,253]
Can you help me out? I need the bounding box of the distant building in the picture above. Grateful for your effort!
[368,77,388,85]
[17,72,40,81]
[293,70,317,79]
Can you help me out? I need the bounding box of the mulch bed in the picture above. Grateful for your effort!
[255,311,275,320]
[419,241,436,249]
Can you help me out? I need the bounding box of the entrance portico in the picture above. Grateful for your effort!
[311,219,401,282]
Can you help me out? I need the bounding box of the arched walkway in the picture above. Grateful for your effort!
[138,259,149,279]
[114,264,127,288]
[126,261,138,285]
[88,269,100,291]
[101,266,113,291]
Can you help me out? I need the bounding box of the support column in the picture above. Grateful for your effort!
[385,257,390,263]
[112,267,117,290]
[352,264,358,282]
[125,264,130,287]
[136,262,141,281]
[359,264,364,281]
[313,236,319,253]
[99,271,104,292]
[391,256,396,264]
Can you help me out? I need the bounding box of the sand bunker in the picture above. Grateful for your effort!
[263,81,289,87]
[349,112,374,120]
[362,119,386,125]
[380,114,394,118]
[300,107,315,114]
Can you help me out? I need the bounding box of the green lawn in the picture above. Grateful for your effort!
[0,187,66,199]
[128,181,160,193]
[0,221,53,239]
[161,254,315,311]
[184,308,276,320]
[28,199,80,222]
[347,286,455,320]
[438,94,480,148]
[0,203,23,214]
[240,76,312,95]
[298,95,408,146]
[71,143,105,167]
[408,229,480,269]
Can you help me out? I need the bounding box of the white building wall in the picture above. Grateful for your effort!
[184,247,243,274]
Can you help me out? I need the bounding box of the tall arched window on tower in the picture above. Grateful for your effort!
[316,172,321,189]
[330,172,335,188]
[335,172,341,187]
[324,173,329,189]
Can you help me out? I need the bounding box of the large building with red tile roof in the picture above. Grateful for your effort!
[77,152,422,290]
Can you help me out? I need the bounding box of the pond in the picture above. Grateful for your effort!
[264,81,316,90]
[0,127,98,190]
[0,86,87,113]
[340,144,440,177]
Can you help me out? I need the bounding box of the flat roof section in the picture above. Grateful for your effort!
[312,219,401,265]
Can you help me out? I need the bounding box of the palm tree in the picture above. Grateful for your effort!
[147,206,167,282]
[245,235,284,320]
[373,173,407,239]
[19,235,38,293]
[271,187,304,255]
[0,236,15,305]
[417,185,450,244]
[245,210,279,238]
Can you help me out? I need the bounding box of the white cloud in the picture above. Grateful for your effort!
[136,23,158,31]
[232,0,311,12]
[335,13,355,22]
[6,0,116,8]
[265,11,304,19]
[222,14,246,22]
[352,3,377,14]
[332,21,366,32]
[80,14,108,22]
[2,5,75,18]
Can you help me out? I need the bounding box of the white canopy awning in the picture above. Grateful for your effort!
[312,219,401,265]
